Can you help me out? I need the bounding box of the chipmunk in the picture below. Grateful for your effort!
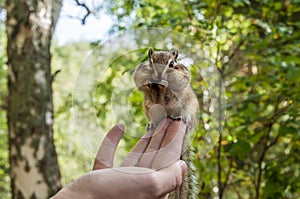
[133,48,199,199]
[133,48,198,130]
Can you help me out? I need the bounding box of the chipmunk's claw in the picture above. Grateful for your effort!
[142,80,151,88]
[170,116,188,124]
[169,116,191,132]
[146,122,156,131]
[171,115,184,121]
[144,79,151,84]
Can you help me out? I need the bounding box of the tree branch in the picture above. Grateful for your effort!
[223,159,233,191]
[222,39,245,75]
[74,0,96,24]
[0,95,7,110]
[254,97,292,199]
[255,121,273,199]
[0,104,6,110]
[217,132,223,198]
[217,62,225,199]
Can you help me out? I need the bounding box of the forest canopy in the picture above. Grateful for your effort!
[0,0,300,198]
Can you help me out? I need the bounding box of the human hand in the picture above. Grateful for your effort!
[52,118,187,199]
[93,118,187,170]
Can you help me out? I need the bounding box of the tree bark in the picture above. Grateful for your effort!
[6,0,62,198]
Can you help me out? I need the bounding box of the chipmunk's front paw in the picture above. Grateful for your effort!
[148,79,168,89]
[146,122,156,131]
[142,80,152,89]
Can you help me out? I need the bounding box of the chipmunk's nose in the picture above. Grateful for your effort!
[152,63,168,80]
[151,64,168,87]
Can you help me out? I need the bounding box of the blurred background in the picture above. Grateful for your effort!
[0,0,299,198]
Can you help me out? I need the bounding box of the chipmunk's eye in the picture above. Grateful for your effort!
[168,61,174,67]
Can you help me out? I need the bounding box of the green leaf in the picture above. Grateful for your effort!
[230,139,251,160]
[279,125,298,136]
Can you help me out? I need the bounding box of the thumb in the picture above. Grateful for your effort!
[155,160,187,196]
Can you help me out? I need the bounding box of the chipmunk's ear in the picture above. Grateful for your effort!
[171,48,178,60]
[148,48,154,61]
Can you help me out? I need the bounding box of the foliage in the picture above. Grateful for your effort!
[0,20,10,199]
[1,0,299,198]
[51,41,95,185]
[105,0,300,198]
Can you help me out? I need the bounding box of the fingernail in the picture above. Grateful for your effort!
[179,160,187,174]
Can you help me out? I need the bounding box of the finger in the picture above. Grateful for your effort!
[155,160,187,197]
[121,128,154,166]
[122,118,171,167]
[152,120,186,170]
[93,124,125,170]
[138,118,172,168]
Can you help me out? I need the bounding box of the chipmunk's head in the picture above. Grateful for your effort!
[148,48,178,67]
[147,48,178,85]
[148,48,191,92]
[133,48,191,94]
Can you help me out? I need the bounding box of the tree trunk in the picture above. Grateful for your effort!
[169,149,194,199]
[6,0,62,198]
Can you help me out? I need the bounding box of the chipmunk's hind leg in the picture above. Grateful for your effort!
[169,115,184,121]
[146,122,156,131]
[169,116,191,129]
